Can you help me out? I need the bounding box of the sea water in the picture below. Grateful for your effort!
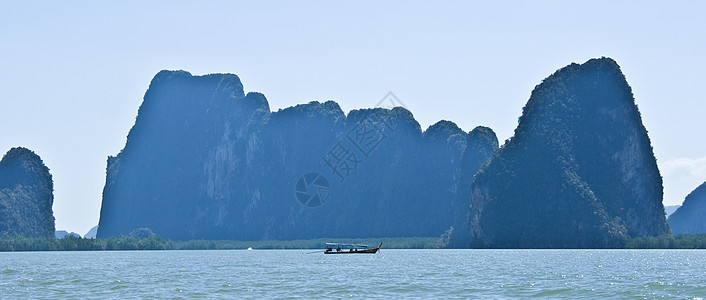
[0,249,704,298]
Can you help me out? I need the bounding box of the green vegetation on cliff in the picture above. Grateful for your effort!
[469,58,670,248]
[446,126,499,248]
[0,147,55,238]
[98,70,497,241]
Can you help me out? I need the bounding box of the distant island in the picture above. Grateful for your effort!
[664,205,680,218]
[469,58,669,248]
[668,182,706,234]
[0,147,55,238]
[95,57,679,248]
[4,57,702,250]
[97,70,498,241]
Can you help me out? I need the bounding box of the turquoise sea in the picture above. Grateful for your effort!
[0,249,704,298]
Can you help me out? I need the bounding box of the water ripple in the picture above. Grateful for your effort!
[0,249,704,298]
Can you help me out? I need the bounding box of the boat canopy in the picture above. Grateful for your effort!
[325,243,369,249]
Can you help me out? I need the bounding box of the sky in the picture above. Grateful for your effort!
[1,1,704,234]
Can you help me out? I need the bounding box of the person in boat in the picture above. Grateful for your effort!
[336,247,341,252]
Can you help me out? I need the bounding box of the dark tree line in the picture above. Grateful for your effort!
[0,235,169,251]
[626,234,706,249]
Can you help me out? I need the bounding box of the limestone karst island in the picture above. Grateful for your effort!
[3,58,705,250]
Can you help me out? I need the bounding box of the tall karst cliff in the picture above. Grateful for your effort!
[0,147,55,238]
[446,126,499,248]
[668,182,706,234]
[98,70,497,240]
[469,57,670,248]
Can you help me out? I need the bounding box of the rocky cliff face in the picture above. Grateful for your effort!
[446,126,499,248]
[97,70,497,240]
[0,147,55,238]
[468,58,670,248]
[668,182,706,234]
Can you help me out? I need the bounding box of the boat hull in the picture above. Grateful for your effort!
[324,247,380,254]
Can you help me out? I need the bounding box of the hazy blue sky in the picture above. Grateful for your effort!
[1,1,704,234]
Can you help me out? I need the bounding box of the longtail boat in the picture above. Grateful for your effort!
[324,242,382,254]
